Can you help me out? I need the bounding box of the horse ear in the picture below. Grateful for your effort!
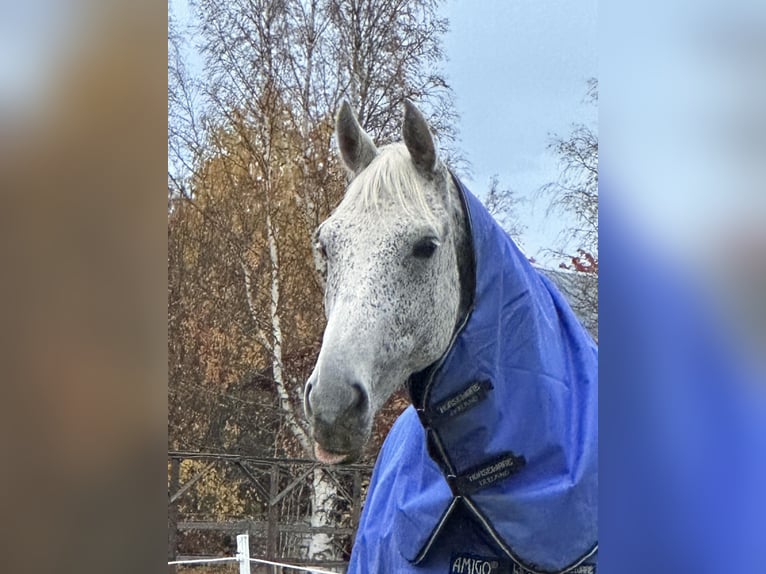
[336,101,377,175]
[402,100,436,175]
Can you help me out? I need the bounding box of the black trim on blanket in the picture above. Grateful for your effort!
[462,497,599,574]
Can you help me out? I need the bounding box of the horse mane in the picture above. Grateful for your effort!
[340,143,446,230]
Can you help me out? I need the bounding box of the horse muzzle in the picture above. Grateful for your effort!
[304,371,371,463]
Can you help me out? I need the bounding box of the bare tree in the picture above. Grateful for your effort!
[539,78,598,262]
[168,0,460,563]
[537,79,598,338]
[483,174,526,248]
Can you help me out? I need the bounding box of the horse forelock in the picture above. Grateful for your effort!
[338,143,448,230]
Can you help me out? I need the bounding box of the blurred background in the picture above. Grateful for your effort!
[1,1,166,573]
[600,1,766,572]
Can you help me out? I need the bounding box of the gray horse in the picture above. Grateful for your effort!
[304,100,471,464]
[303,101,597,573]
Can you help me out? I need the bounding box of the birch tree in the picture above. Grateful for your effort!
[539,78,598,264]
[538,78,598,338]
[169,0,459,563]
[484,174,526,248]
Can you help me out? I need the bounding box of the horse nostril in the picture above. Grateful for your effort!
[350,382,369,412]
[306,375,369,425]
[304,382,315,417]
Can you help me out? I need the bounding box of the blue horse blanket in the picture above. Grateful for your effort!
[347,175,598,573]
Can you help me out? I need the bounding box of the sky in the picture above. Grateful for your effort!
[0,0,83,126]
[441,0,597,261]
[170,0,598,263]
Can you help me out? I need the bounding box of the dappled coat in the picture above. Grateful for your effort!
[347,176,598,573]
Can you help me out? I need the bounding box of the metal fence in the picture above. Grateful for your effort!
[168,452,374,573]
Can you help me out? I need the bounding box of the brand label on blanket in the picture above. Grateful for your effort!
[454,452,526,495]
[431,379,493,421]
[449,553,509,573]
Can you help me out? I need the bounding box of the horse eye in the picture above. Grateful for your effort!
[412,237,439,259]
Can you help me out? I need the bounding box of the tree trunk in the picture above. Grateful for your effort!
[243,170,340,568]
[308,468,338,563]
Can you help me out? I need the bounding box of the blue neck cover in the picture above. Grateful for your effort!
[348,175,598,573]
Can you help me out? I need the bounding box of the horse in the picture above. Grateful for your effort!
[303,101,598,573]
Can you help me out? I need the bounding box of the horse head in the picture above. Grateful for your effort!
[303,101,471,463]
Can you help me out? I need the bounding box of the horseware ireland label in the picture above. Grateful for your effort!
[431,379,493,421]
[454,452,526,495]
[449,553,509,573]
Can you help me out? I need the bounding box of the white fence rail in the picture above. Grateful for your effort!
[168,533,343,574]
